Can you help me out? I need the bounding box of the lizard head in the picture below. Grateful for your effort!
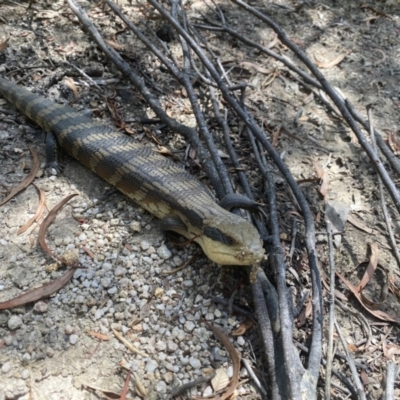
[197,213,265,266]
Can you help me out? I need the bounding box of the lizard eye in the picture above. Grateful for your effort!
[203,227,235,245]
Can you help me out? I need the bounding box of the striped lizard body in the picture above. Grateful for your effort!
[0,77,264,266]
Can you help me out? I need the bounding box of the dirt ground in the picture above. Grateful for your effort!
[0,0,400,399]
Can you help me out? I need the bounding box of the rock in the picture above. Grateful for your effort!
[69,334,79,345]
[8,315,22,330]
[140,241,150,251]
[155,380,167,393]
[237,336,245,346]
[65,325,74,335]
[21,369,30,380]
[33,301,48,313]
[155,340,166,351]
[100,277,112,288]
[189,357,201,369]
[1,362,11,373]
[157,245,172,259]
[130,221,141,233]
[145,359,159,373]
[167,340,178,353]
[184,321,195,332]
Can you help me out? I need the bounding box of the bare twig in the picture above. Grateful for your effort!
[325,222,335,400]
[368,106,400,269]
[383,361,395,400]
[334,319,367,400]
[66,0,225,198]
[231,0,400,216]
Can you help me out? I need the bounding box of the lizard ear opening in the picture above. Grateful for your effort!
[203,227,235,245]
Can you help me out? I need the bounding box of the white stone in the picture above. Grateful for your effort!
[157,245,172,259]
[8,315,22,330]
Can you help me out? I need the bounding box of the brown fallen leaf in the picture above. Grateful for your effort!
[64,77,79,99]
[83,382,124,399]
[297,298,312,327]
[238,61,274,75]
[336,271,399,323]
[38,194,78,261]
[120,371,131,400]
[196,320,240,400]
[347,215,377,235]
[18,183,47,234]
[313,160,329,199]
[356,243,379,292]
[0,266,77,310]
[211,368,230,393]
[232,318,255,336]
[314,52,348,69]
[382,338,400,361]
[0,146,40,206]
[112,328,147,357]
[87,331,110,341]
[104,39,125,50]
[387,131,400,155]
[360,370,371,385]
[0,36,9,52]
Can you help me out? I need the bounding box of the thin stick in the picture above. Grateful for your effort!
[383,361,395,400]
[368,107,400,268]
[66,0,224,198]
[334,319,367,400]
[325,222,335,400]
[231,0,400,217]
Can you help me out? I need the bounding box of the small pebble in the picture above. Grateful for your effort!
[157,244,172,259]
[140,241,150,251]
[145,359,159,373]
[69,334,79,345]
[155,380,167,393]
[130,221,141,233]
[65,325,74,335]
[184,321,195,333]
[1,362,11,374]
[8,315,23,330]
[189,357,201,369]
[100,277,112,288]
[167,340,178,352]
[237,336,245,346]
[21,369,30,380]
[33,301,48,313]
[155,340,166,351]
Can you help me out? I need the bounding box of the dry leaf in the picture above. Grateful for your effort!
[196,321,241,400]
[232,318,255,336]
[347,343,357,353]
[104,39,125,50]
[35,10,60,19]
[0,37,9,52]
[347,215,377,235]
[356,243,379,291]
[87,331,110,341]
[313,161,329,199]
[0,146,40,206]
[336,271,399,323]
[239,61,274,75]
[38,194,78,261]
[18,183,46,234]
[0,267,77,310]
[211,368,230,392]
[360,370,371,385]
[112,328,147,357]
[64,77,79,98]
[314,52,348,69]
